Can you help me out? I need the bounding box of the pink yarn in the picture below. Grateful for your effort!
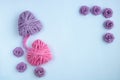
[23,36,52,66]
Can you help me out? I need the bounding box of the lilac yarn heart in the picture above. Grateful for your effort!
[18,11,42,37]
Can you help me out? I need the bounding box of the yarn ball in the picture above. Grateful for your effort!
[91,6,101,15]
[13,47,24,57]
[34,67,45,78]
[103,33,114,43]
[103,8,113,18]
[16,62,27,72]
[80,6,89,15]
[18,11,42,37]
[27,39,52,66]
[104,20,114,30]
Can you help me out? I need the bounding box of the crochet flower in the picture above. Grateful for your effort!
[103,8,113,18]
[13,47,24,57]
[91,6,101,15]
[103,33,114,43]
[104,20,114,30]
[34,67,45,77]
[16,62,27,72]
[80,6,89,15]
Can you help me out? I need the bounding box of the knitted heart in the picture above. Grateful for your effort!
[27,39,52,66]
[18,11,42,37]
[23,36,52,66]
[32,39,49,50]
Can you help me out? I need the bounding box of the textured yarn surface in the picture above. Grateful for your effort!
[103,33,114,43]
[13,47,24,57]
[18,11,42,37]
[23,36,52,66]
[91,6,101,15]
[103,8,113,18]
[34,67,45,77]
[80,6,89,15]
[16,62,27,72]
[104,20,114,30]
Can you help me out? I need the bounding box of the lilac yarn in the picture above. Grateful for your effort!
[18,11,42,37]
[13,47,24,57]
[91,6,101,15]
[103,33,114,43]
[104,20,114,30]
[16,62,27,72]
[34,67,45,77]
[103,8,113,18]
[80,6,89,15]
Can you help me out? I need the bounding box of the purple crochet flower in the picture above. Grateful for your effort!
[18,11,42,37]
[34,67,45,77]
[91,6,101,15]
[80,6,89,16]
[103,33,114,43]
[103,8,113,18]
[16,62,27,72]
[104,20,114,30]
[13,47,24,57]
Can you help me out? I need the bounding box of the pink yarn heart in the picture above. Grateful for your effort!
[23,36,52,66]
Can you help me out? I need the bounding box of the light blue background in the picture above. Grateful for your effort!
[0,0,120,80]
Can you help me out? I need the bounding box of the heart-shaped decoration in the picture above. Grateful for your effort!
[18,11,42,37]
[27,39,52,66]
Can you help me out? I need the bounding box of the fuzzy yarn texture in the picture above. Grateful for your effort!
[13,47,24,57]
[104,20,114,30]
[103,33,114,43]
[18,11,42,37]
[16,62,27,72]
[34,67,45,77]
[23,36,52,66]
[80,6,89,15]
[91,6,101,15]
[103,8,113,18]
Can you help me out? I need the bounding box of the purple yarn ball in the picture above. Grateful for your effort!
[91,6,101,15]
[80,6,89,16]
[13,47,24,57]
[18,11,42,37]
[103,33,114,43]
[16,62,27,72]
[103,8,113,18]
[34,67,45,78]
[104,20,114,30]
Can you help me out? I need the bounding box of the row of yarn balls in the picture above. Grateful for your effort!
[13,47,45,78]
[80,5,114,43]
